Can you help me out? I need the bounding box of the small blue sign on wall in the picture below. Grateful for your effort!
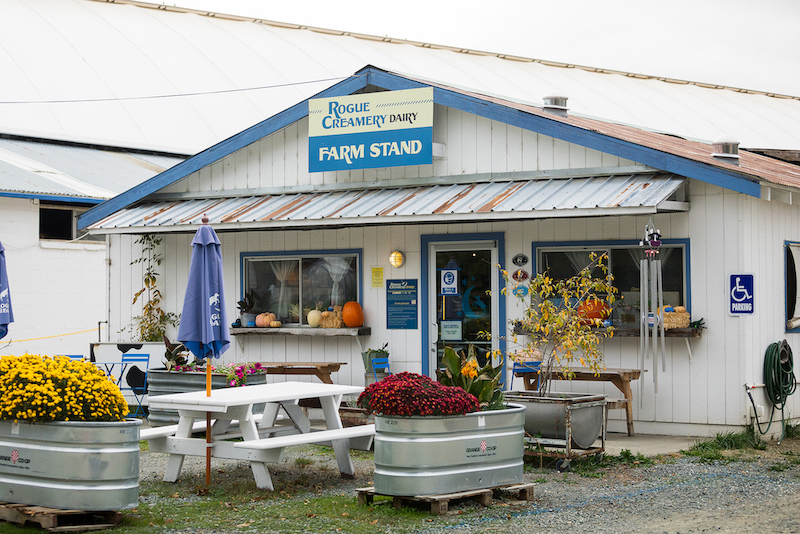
[729,274,754,315]
[387,279,418,329]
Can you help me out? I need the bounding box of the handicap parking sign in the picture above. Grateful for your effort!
[729,274,754,315]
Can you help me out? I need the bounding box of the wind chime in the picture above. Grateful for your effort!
[639,219,667,398]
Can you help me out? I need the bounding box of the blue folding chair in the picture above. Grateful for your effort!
[121,354,150,419]
[372,356,391,382]
[510,361,541,390]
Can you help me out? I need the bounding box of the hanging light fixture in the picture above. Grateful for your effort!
[389,250,405,268]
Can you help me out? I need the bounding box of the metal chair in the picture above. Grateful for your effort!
[121,354,150,419]
[372,356,391,382]
[510,361,541,390]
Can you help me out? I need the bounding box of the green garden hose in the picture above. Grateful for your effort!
[748,341,797,443]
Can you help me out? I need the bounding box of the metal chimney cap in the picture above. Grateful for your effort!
[543,93,569,111]
[712,135,740,160]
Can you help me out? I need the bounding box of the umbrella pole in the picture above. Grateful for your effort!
[206,362,212,486]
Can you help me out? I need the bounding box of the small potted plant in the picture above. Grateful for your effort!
[0,354,140,511]
[357,348,524,496]
[237,291,257,327]
[361,342,389,374]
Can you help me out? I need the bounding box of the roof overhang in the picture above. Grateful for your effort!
[87,170,686,235]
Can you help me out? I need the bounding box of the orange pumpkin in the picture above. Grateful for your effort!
[269,320,282,328]
[577,299,611,325]
[255,312,276,328]
[342,301,364,327]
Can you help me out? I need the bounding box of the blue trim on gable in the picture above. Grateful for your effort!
[420,232,506,382]
[530,238,692,314]
[78,74,370,230]
[81,66,766,231]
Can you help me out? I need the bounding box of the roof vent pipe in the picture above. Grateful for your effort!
[543,93,568,116]
[712,135,740,164]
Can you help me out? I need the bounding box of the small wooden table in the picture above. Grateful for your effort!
[258,362,345,384]
[515,367,642,436]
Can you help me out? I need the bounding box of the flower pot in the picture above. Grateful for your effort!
[361,350,388,373]
[504,391,606,449]
[240,312,257,327]
[373,403,525,496]
[146,368,268,426]
[365,371,390,387]
[0,419,141,511]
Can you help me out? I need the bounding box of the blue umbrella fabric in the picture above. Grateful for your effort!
[177,221,230,361]
[0,242,13,340]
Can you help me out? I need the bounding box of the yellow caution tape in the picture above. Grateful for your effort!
[6,326,106,343]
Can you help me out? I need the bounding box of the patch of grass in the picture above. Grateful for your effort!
[294,457,315,468]
[782,422,800,439]
[683,428,765,463]
[769,462,792,472]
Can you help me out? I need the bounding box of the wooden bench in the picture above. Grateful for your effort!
[233,424,375,451]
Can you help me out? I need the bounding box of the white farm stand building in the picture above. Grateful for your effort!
[81,66,800,438]
[3,0,800,437]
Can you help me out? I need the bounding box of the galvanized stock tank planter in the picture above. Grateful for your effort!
[147,368,268,426]
[373,403,525,496]
[0,418,142,511]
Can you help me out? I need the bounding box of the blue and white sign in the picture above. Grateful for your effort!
[441,269,458,295]
[308,88,433,172]
[729,274,754,315]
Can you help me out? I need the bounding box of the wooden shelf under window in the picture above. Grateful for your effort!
[230,326,371,337]
[514,325,702,338]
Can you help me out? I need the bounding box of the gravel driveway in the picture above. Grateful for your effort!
[138,434,800,533]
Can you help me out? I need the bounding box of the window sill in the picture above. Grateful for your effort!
[513,325,702,338]
[230,326,371,337]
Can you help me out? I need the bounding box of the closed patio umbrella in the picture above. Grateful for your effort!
[0,242,13,340]
[177,216,230,485]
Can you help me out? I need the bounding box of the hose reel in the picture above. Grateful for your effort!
[746,340,798,443]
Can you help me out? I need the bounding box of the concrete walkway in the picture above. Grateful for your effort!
[602,432,697,456]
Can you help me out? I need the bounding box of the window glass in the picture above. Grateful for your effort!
[537,244,687,324]
[243,253,358,325]
[39,208,73,240]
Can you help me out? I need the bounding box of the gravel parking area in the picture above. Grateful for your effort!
[138,434,800,533]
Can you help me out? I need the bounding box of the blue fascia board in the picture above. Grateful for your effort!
[78,73,371,230]
[0,191,103,204]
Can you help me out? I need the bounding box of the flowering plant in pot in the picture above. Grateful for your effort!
[357,349,524,497]
[0,354,140,511]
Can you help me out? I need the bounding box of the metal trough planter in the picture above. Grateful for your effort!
[146,369,267,426]
[0,419,142,511]
[373,403,525,496]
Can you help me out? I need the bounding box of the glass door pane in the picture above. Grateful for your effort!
[433,249,493,370]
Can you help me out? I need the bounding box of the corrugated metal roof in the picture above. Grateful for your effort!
[0,137,185,200]
[88,172,685,233]
[3,0,800,155]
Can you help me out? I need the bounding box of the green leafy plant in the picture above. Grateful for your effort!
[237,291,256,314]
[437,344,504,410]
[501,252,617,395]
[162,335,190,371]
[124,234,180,342]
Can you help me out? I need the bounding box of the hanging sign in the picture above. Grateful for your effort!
[440,269,458,295]
[729,274,754,315]
[387,279,418,329]
[308,87,433,172]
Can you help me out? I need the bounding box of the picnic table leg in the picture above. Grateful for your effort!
[163,413,195,482]
[319,394,355,478]
[281,401,312,433]
[229,405,275,490]
[621,379,635,436]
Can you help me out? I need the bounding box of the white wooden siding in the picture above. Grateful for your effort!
[161,106,637,193]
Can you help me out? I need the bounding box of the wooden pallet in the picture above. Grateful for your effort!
[0,502,121,532]
[356,483,534,515]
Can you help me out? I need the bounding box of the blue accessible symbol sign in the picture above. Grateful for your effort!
[729,274,754,315]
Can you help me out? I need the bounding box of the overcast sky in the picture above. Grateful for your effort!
[170,0,800,97]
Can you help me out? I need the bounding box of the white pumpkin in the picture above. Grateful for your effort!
[307,309,322,328]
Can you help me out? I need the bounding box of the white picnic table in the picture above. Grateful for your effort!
[143,381,374,490]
